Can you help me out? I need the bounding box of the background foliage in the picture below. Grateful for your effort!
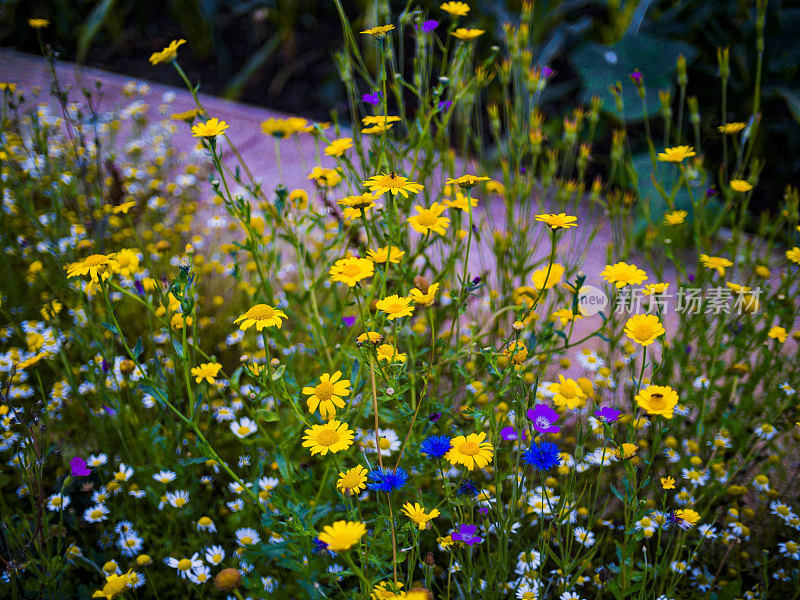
[1,0,798,214]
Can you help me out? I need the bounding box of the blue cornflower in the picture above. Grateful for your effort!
[367,467,409,492]
[457,479,478,496]
[522,441,561,471]
[419,435,451,458]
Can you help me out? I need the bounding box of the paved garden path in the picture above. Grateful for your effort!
[4,49,791,365]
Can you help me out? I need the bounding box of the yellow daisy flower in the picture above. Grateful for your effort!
[324,137,353,157]
[445,432,494,470]
[657,145,696,162]
[407,203,450,235]
[445,174,488,188]
[149,39,186,65]
[367,246,405,264]
[364,172,424,198]
[329,257,374,287]
[730,179,753,193]
[318,521,366,551]
[535,213,578,230]
[303,371,351,419]
[376,343,407,364]
[663,210,687,225]
[548,375,587,410]
[361,25,395,36]
[410,282,439,305]
[401,502,441,529]
[699,254,732,276]
[376,295,415,320]
[28,18,50,29]
[302,420,355,456]
[191,363,222,385]
[717,122,746,134]
[635,384,678,418]
[600,261,648,288]
[308,166,342,187]
[531,263,564,290]
[451,28,485,41]
[65,254,119,283]
[234,304,287,331]
[624,314,665,346]
[191,117,229,138]
[786,247,800,265]
[337,465,369,496]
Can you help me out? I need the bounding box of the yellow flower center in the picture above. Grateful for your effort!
[560,382,576,398]
[379,437,392,450]
[91,510,103,519]
[646,393,666,409]
[341,264,365,278]
[316,428,340,446]
[174,497,187,507]
[199,517,212,526]
[458,441,480,455]
[248,305,275,320]
[237,426,250,436]
[177,558,192,571]
[315,382,335,403]
[51,497,62,506]
[416,211,437,226]
[126,539,136,547]
[241,536,252,545]
[631,323,654,341]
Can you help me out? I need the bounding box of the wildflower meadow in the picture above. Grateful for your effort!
[1,2,800,599]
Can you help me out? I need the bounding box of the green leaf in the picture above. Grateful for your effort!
[172,338,184,358]
[77,0,116,63]
[570,34,698,122]
[257,409,279,423]
[133,337,143,361]
[271,364,286,381]
[101,321,119,335]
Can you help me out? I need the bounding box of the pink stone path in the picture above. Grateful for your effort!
[3,48,793,365]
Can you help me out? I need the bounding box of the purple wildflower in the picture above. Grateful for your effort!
[342,316,356,327]
[630,70,643,85]
[594,406,620,423]
[501,426,527,441]
[478,507,489,515]
[70,456,91,477]
[101,359,110,373]
[452,524,482,546]
[526,404,561,434]
[134,280,146,296]
[438,100,452,111]
[541,66,554,78]
[420,20,439,33]
[428,412,442,422]
[362,91,381,105]
[103,406,117,416]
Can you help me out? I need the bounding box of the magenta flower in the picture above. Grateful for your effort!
[501,426,527,441]
[542,66,554,78]
[630,69,643,85]
[594,406,620,423]
[342,316,356,327]
[526,404,561,434]
[438,100,452,111]
[362,92,381,105]
[420,20,439,33]
[452,524,482,545]
[70,456,91,477]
